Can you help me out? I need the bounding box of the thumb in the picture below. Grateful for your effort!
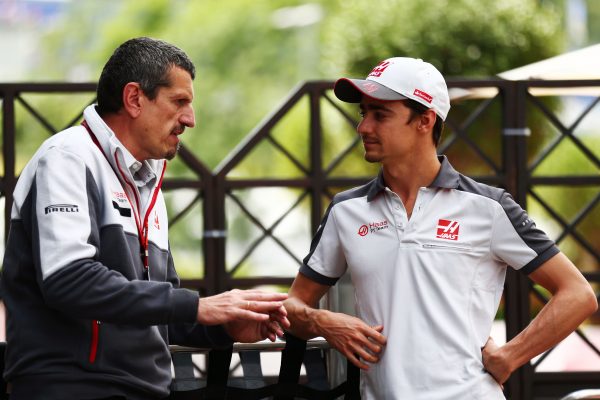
[483,336,497,351]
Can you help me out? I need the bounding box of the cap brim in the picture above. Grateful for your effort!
[333,78,407,103]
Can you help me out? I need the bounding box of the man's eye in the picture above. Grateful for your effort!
[359,111,366,118]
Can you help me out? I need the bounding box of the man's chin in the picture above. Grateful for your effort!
[165,143,181,161]
[364,153,381,163]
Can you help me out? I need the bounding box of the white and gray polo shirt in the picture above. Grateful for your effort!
[300,156,559,400]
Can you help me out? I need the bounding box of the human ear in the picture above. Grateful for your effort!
[122,82,143,118]
[418,109,437,132]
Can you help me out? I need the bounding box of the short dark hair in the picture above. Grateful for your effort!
[96,37,195,115]
[404,99,445,147]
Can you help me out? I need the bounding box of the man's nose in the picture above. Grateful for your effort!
[181,105,195,128]
[357,117,371,136]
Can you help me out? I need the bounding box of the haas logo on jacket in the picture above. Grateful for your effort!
[111,191,131,217]
[153,211,160,230]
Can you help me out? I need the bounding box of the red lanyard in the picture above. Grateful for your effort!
[81,120,166,273]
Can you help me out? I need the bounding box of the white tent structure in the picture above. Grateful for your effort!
[498,43,600,81]
[450,43,600,99]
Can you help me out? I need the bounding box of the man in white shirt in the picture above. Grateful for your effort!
[284,57,597,399]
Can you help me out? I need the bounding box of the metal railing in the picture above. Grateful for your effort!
[1,79,599,399]
[169,336,359,399]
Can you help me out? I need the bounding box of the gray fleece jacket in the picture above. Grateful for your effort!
[0,105,232,400]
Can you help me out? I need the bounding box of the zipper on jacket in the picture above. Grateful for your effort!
[89,320,101,363]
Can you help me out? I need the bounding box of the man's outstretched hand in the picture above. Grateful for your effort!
[197,289,290,343]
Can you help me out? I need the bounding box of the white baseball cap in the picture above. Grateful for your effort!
[334,57,451,121]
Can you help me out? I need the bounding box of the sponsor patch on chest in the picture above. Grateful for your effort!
[358,219,390,236]
[111,191,131,217]
[436,219,460,240]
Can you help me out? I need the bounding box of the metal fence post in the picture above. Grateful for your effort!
[502,81,534,400]
[1,89,16,241]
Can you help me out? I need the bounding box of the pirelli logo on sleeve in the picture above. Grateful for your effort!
[44,204,79,214]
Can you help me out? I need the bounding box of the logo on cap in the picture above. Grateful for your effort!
[368,61,391,78]
[413,89,433,103]
[363,82,380,94]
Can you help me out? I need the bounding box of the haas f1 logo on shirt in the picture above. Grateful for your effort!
[358,219,389,236]
[436,219,460,240]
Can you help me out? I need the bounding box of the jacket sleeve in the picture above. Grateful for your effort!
[35,147,199,325]
[164,244,234,348]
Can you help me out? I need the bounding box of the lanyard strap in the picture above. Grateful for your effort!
[81,120,166,272]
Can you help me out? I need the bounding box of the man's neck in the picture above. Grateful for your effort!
[102,112,143,162]
[382,151,441,218]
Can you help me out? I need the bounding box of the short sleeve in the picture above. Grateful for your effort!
[300,204,347,285]
[490,191,559,274]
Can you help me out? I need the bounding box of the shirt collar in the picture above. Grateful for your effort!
[429,155,460,189]
[83,104,158,185]
[366,155,460,202]
[366,171,387,202]
[120,145,141,172]
[119,144,156,186]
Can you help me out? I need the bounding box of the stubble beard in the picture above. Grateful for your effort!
[165,142,181,161]
[364,151,382,163]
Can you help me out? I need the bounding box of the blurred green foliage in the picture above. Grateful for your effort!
[31,0,566,168]
[38,0,330,169]
[321,0,563,77]
[589,0,600,43]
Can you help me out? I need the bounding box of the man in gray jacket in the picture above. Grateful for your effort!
[0,37,289,400]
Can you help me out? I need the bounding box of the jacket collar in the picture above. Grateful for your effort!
[82,105,164,180]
